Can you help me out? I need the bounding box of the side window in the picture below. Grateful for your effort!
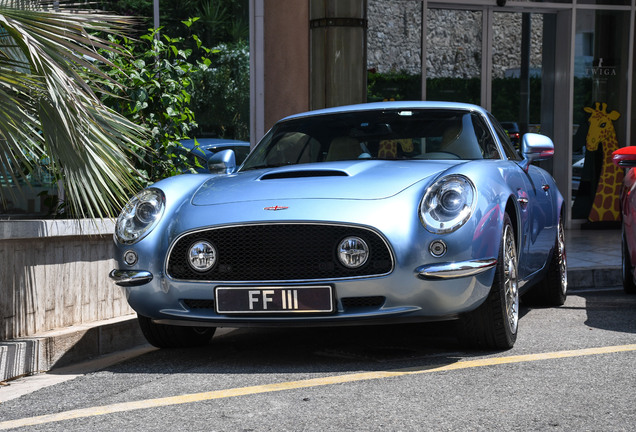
[489,115,522,161]
[232,146,251,165]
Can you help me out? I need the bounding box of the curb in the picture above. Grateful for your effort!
[1,315,146,382]
[0,266,622,383]
[567,266,621,290]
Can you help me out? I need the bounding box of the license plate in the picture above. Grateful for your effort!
[215,286,334,314]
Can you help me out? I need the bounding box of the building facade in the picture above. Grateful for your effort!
[250,0,636,228]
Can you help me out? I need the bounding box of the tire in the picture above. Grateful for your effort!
[137,315,216,348]
[457,213,518,350]
[621,228,636,295]
[522,215,567,306]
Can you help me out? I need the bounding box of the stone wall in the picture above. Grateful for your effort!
[0,220,134,341]
[368,1,544,79]
[368,0,422,74]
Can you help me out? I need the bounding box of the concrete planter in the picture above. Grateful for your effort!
[0,219,134,342]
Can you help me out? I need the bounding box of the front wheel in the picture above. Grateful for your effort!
[457,213,518,350]
[137,315,216,348]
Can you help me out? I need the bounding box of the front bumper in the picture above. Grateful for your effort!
[416,258,497,280]
[109,255,498,327]
[109,270,153,286]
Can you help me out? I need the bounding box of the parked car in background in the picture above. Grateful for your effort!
[500,121,520,147]
[110,101,567,351]
[612,146,636,294]
[179,138,251,173]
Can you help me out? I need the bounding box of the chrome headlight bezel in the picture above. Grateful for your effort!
[115,188,166,245]
[187,241,218,272]
[337,236,370,269]
[420,174,476,234]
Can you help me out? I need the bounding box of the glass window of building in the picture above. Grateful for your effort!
[571,9,631,225]
[426,8,482,104]
[367,0,422,102]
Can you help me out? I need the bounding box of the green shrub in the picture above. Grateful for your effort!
[367,71,592,126]
[191,40,250,140]
[97,21,249,185]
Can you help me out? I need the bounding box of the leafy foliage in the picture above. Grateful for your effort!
[367,71,422,102]
[191,40,249,140]
[97,22,208,184]
[92,0,249,46]
[97,21,250,185]
[0,1,147,219]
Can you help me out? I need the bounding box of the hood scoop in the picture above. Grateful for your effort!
[260,170,349,180]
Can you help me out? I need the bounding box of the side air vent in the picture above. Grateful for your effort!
[260,170,348,180]
[341,296,386,310]
[183,299,215,310]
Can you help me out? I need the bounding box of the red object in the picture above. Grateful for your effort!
[611,145,636,293]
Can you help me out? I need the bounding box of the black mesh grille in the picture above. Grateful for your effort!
[167,224,393,281]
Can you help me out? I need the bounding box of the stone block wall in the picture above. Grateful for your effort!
[368,1,544,79]
[368,0,422,74]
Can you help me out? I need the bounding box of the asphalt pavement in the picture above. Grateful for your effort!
[0,228,623,383]
[0,284,634,430]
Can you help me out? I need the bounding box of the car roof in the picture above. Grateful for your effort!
[279,101,488,122]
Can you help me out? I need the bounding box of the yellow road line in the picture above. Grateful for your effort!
[1,343,635,430]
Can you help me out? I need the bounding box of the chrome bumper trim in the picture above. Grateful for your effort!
[416,258,497,280]
[109,269,153,286]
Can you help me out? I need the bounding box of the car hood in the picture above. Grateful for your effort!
[191,160,458,205]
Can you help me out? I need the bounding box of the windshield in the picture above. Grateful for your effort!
[241,109,501,171]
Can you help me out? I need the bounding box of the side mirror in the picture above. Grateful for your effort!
[520,133,554,170]
[612,146,636,168]
[207,149,237,174]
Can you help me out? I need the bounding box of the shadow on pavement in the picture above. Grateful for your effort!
[97,321,473,377]
[578,288,636,334]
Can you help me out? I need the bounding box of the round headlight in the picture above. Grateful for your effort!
[115,188,165,244]
[337,237,369,269]
[420,175,475,234]
[188,241,217,272]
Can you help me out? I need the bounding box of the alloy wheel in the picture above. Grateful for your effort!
[503,223,519,334]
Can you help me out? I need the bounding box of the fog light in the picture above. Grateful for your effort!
[124,250,138,266]
[429,240,447,257]
[337,237,369,268]
[188,241,217,272]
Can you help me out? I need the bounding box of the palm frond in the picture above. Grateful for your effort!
[0,0,148,219]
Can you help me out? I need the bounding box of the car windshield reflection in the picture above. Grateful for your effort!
[241,109,501,171]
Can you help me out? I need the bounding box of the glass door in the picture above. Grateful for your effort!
[490,12,555,151]
[425,8,482,105]
[571,9,632,226]
[426,6,559,167]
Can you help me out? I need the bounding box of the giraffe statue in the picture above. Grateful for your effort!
[583,102,623,222]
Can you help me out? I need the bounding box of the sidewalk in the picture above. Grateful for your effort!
[0,228,623,382]
[565,228,621,288]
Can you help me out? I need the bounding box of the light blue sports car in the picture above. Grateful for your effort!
[110,102,567,350]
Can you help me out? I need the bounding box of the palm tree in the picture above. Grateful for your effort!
[0,0,146,219]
